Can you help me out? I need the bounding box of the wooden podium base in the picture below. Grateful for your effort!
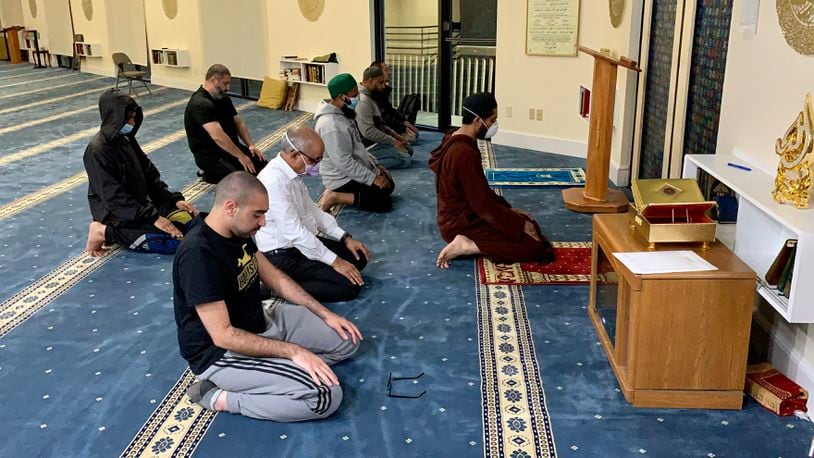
[562,187,629,213]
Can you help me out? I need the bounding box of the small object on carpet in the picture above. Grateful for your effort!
[484,167,586,187]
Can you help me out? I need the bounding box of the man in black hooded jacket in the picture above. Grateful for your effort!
[83,89,199,257]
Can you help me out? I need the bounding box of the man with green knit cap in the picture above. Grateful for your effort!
[314,73,395,213]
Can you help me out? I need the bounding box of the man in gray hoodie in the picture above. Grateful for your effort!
[356,66,412,169]
[314,73,395,213]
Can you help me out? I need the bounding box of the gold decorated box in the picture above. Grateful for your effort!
[628,179,717,247]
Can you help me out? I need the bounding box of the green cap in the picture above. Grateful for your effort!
[328,73,357,98]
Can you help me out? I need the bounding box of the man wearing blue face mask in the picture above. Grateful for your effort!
[429,92,555,269]
[83,89,198,257]
[314,73,396,214]
[255,125,371,302]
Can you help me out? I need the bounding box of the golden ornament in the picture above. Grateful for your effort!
[298,0,325,22]
[776,0,814,55]
[610,0,625,28]
[773,93,814,209]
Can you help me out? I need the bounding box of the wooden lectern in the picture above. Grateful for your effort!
[563,46,641,213]
[2,26,25,64]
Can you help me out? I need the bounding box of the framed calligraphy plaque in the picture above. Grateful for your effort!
[526,0,581,56]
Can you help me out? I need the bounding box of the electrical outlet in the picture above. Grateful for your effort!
[536,109,543,121]
[506,106,513,118]
[528,108,535,120]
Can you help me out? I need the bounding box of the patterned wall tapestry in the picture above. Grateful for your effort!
[638,0,677,179]
[682,1,733,158]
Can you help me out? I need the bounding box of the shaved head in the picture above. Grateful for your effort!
[283,125,325,160]
[213,171,266,206]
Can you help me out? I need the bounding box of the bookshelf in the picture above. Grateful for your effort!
[150,48,190,68]
[279,58,338,86]
[74,42,102,58]
[683,151,814,323]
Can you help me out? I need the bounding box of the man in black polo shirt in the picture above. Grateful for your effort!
[174,171,362,421]
[184,64,268,183]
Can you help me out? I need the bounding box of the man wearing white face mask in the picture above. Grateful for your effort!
[428,92,555,269]
[255,125,372,302]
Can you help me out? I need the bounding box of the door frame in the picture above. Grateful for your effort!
[373,0,453,131]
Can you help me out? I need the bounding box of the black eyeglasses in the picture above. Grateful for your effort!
[387,372,426,399]
[298,149,322,165]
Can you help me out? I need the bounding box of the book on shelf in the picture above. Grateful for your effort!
[777,244,796,297]
[765,239,797,296]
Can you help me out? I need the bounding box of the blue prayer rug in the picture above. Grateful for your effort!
[485,168,586,187]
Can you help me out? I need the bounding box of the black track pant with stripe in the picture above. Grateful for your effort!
[198,303,359,422]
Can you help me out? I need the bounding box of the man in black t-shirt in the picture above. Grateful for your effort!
[184,64,268,184]
[173,171,362,422]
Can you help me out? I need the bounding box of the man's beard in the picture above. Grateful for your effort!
[213,88,224,100]
[475,122,488,140]
[341,105,356,119]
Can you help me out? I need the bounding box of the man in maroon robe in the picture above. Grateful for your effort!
[428,92,555,268]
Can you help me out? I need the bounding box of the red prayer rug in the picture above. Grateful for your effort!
[477,241,614,285]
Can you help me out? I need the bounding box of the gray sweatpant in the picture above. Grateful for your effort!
[198,303,359,422]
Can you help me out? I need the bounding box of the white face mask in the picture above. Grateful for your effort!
[482,119,499,139]
[463,105,498,139]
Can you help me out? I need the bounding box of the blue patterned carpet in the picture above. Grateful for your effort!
[0,62,811,457]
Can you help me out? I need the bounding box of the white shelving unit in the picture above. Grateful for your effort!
[683,151,814,322]
[74,42,102,58]
[150,48,190,68]
[279,58,338,86]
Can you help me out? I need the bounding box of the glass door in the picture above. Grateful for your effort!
[377,0,497,131]
[442,0,497,128]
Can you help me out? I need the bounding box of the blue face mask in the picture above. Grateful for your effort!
[120,124,134,135]
[345,96,359,111]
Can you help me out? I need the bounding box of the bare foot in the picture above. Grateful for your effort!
[85,221,109,257]
[213,390,229,412]
[319,189,338,212]
[436,234,481,269]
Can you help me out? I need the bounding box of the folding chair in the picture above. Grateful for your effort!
[112,52,151,96]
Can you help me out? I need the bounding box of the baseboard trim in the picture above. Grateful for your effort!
[492,130,587,159]
[753,310,814,398]
[148,75,200,92]
[610,161,630,187]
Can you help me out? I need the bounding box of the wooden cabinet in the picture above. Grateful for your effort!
[589,213,754,409]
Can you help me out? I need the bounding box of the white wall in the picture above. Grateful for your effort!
[21,0,48,49]
[492,1,640,185]
[69,0,113,76]
[105,0,148,66]
[264,0,373,112]
[43,0,73,56]
[143,0,203,90]
[718,0,814,397]
[0,0,24,26]
[199,0,267,80]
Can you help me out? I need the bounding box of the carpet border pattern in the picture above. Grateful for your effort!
[477,268,557,457]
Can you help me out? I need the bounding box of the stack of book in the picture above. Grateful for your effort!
[765,239,798,297]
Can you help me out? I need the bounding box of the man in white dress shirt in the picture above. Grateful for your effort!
[255,125,371,302]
